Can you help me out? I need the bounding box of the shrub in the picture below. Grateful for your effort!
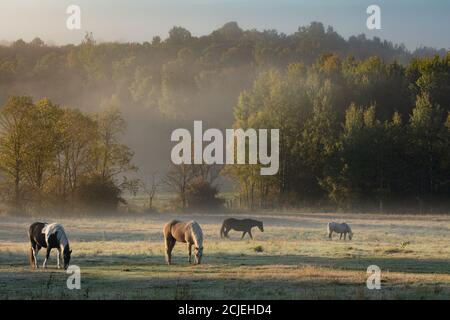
[185,177,223,210]
[76,175,124,213]
[252,245,264,253]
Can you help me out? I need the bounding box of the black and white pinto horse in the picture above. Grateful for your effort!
[28,222,72,270]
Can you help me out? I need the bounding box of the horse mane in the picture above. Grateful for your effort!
[189,221,203,249]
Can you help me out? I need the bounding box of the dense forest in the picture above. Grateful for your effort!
[225,54,450,212]
[0,22,449,214]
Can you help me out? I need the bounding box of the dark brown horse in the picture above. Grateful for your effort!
[163,220,203,265]
[220,218,264,239]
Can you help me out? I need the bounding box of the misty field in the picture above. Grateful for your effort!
[0,212,449,300]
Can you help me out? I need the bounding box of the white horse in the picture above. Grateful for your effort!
[327,222,353,240]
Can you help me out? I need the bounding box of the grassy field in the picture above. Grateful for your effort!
[0,212,449,299]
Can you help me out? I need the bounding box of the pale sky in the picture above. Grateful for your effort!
[1,0,449,50]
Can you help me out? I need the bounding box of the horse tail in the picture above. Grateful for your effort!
[220,221,226,238]
[327,222,332,238]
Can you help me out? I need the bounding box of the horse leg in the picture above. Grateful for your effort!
[248,230,253,239]
[344,233,347,240]
[43,247,51,268]
[220,224,226,238]
[165,238,171,265]
[56,248,61,269]
[32,245,40,269]
[169,240,176,265]
[328,231,332,239]
[339,233,343,240]
[241,231,246,239]
[165,238,175,265]
[188,243,192,263]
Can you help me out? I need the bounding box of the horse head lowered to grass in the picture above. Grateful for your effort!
[163,220,203,265]
[327,222,353,241]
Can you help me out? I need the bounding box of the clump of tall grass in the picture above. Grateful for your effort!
[252,245,264,253]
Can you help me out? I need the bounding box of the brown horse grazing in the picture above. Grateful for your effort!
[163,220,203,265]
[220,218,264,239]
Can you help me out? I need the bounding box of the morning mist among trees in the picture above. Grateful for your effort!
[0,22,449,214]
[0,97,136,214]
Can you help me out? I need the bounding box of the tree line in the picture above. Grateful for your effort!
[0,22,446,177]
